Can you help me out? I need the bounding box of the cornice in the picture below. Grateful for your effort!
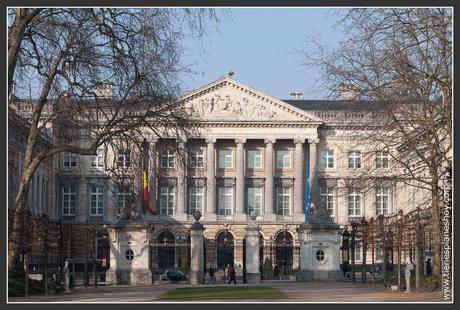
[195,121,320,128]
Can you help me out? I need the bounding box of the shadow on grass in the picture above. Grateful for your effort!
[158,286,289,301]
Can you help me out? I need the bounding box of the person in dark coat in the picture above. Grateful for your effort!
[274,264,280,278]
[208,266,216,284]
[227,265,237,284]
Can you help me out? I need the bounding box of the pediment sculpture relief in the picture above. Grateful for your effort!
[196,93,278,120]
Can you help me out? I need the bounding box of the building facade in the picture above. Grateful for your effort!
[9,76,431,278]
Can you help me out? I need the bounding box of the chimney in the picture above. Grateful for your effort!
[339,83,357,100]
[290,92,303,100]
[95,82,113,99]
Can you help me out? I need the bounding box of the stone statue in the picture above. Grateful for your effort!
[404,257,414,293]
[118,201,143,222]
[63,261,70,293]
[248,210,259,229]
[309,203,333,224]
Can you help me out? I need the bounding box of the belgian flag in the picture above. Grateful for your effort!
[142,139,156,215]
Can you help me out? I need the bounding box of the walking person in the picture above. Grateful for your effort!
[227,265,237,284]
[208,266,216,284]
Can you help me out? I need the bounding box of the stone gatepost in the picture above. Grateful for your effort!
[245,221,261,284]
[106,220,152,285]
[190,220,205,285]
[297,222,342,282]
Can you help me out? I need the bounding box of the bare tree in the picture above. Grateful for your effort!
[301,8,452,277]
[8,8,221,271]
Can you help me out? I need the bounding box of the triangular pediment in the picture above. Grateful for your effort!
[179,77,322,124]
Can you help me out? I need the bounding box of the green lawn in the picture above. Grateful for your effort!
[158,286,289,301]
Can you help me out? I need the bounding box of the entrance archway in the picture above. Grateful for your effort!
[216,230,234,269]
[275,231,293,275]
[157,231,175,269]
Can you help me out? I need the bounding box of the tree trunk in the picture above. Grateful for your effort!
[9,172,31,272]
[431,180,442,277]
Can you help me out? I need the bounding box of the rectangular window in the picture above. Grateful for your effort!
[117,150,131,168]
[91,149,104,168]
[376,187,390,215]
[63,152,77,167]
[190,149,205,169]
[62,187,76,216]
[90,186,104,216]
[218,187,233,215]
[247,149,263,169]
[276,187,291,216]
[161,149,176,168]
[117,186,132,217]
[320,150,334,169]
[276,149,291,169]
[348,188,362,217]
[189,187,204,214]
[320,187,334,215]
[160,186,174,216]
[354,244,362,261]
[218,149,233,169]
[247,187,262,216]
[376,151,389,168]
[348,151,361,169]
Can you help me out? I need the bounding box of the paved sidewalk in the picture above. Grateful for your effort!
[8,281,443,303]
[268,281,443,302]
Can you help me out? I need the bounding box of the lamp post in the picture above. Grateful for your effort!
[84,220,88,289]
[341,227,350,277]
[93,224,97,288]
[351,223,357,284]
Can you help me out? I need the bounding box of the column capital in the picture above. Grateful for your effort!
[264,138,276,144]
[294,137,306,144]
[205,136,217,144]
[308,138,320,144]
[235,137,247,144]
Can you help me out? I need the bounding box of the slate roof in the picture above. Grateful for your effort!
[281,99,384,111]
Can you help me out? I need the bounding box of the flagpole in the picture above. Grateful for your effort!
[305,157,310,223]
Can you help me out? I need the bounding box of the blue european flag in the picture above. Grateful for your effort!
[305,158,310,223]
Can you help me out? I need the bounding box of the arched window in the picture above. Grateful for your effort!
[216,230,234,269]
[157,231,175,269]
[275,231,293,274]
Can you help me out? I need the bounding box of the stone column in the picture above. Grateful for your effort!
[176,140,187,221]
[235,138,246,221]
[245,222,261,283]
[206,137,217,221]
[190,222,205,284]
[309,139,319,211]
[264,138,276,221]
[294,138,305,221]
[337,179,348,225]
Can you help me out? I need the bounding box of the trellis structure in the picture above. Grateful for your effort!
[346,207,434,292]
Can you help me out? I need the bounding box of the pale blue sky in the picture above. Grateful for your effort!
[180,8,343,100]
[15,8,343,100]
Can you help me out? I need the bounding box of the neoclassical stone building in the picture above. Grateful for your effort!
[10,76,430,279]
